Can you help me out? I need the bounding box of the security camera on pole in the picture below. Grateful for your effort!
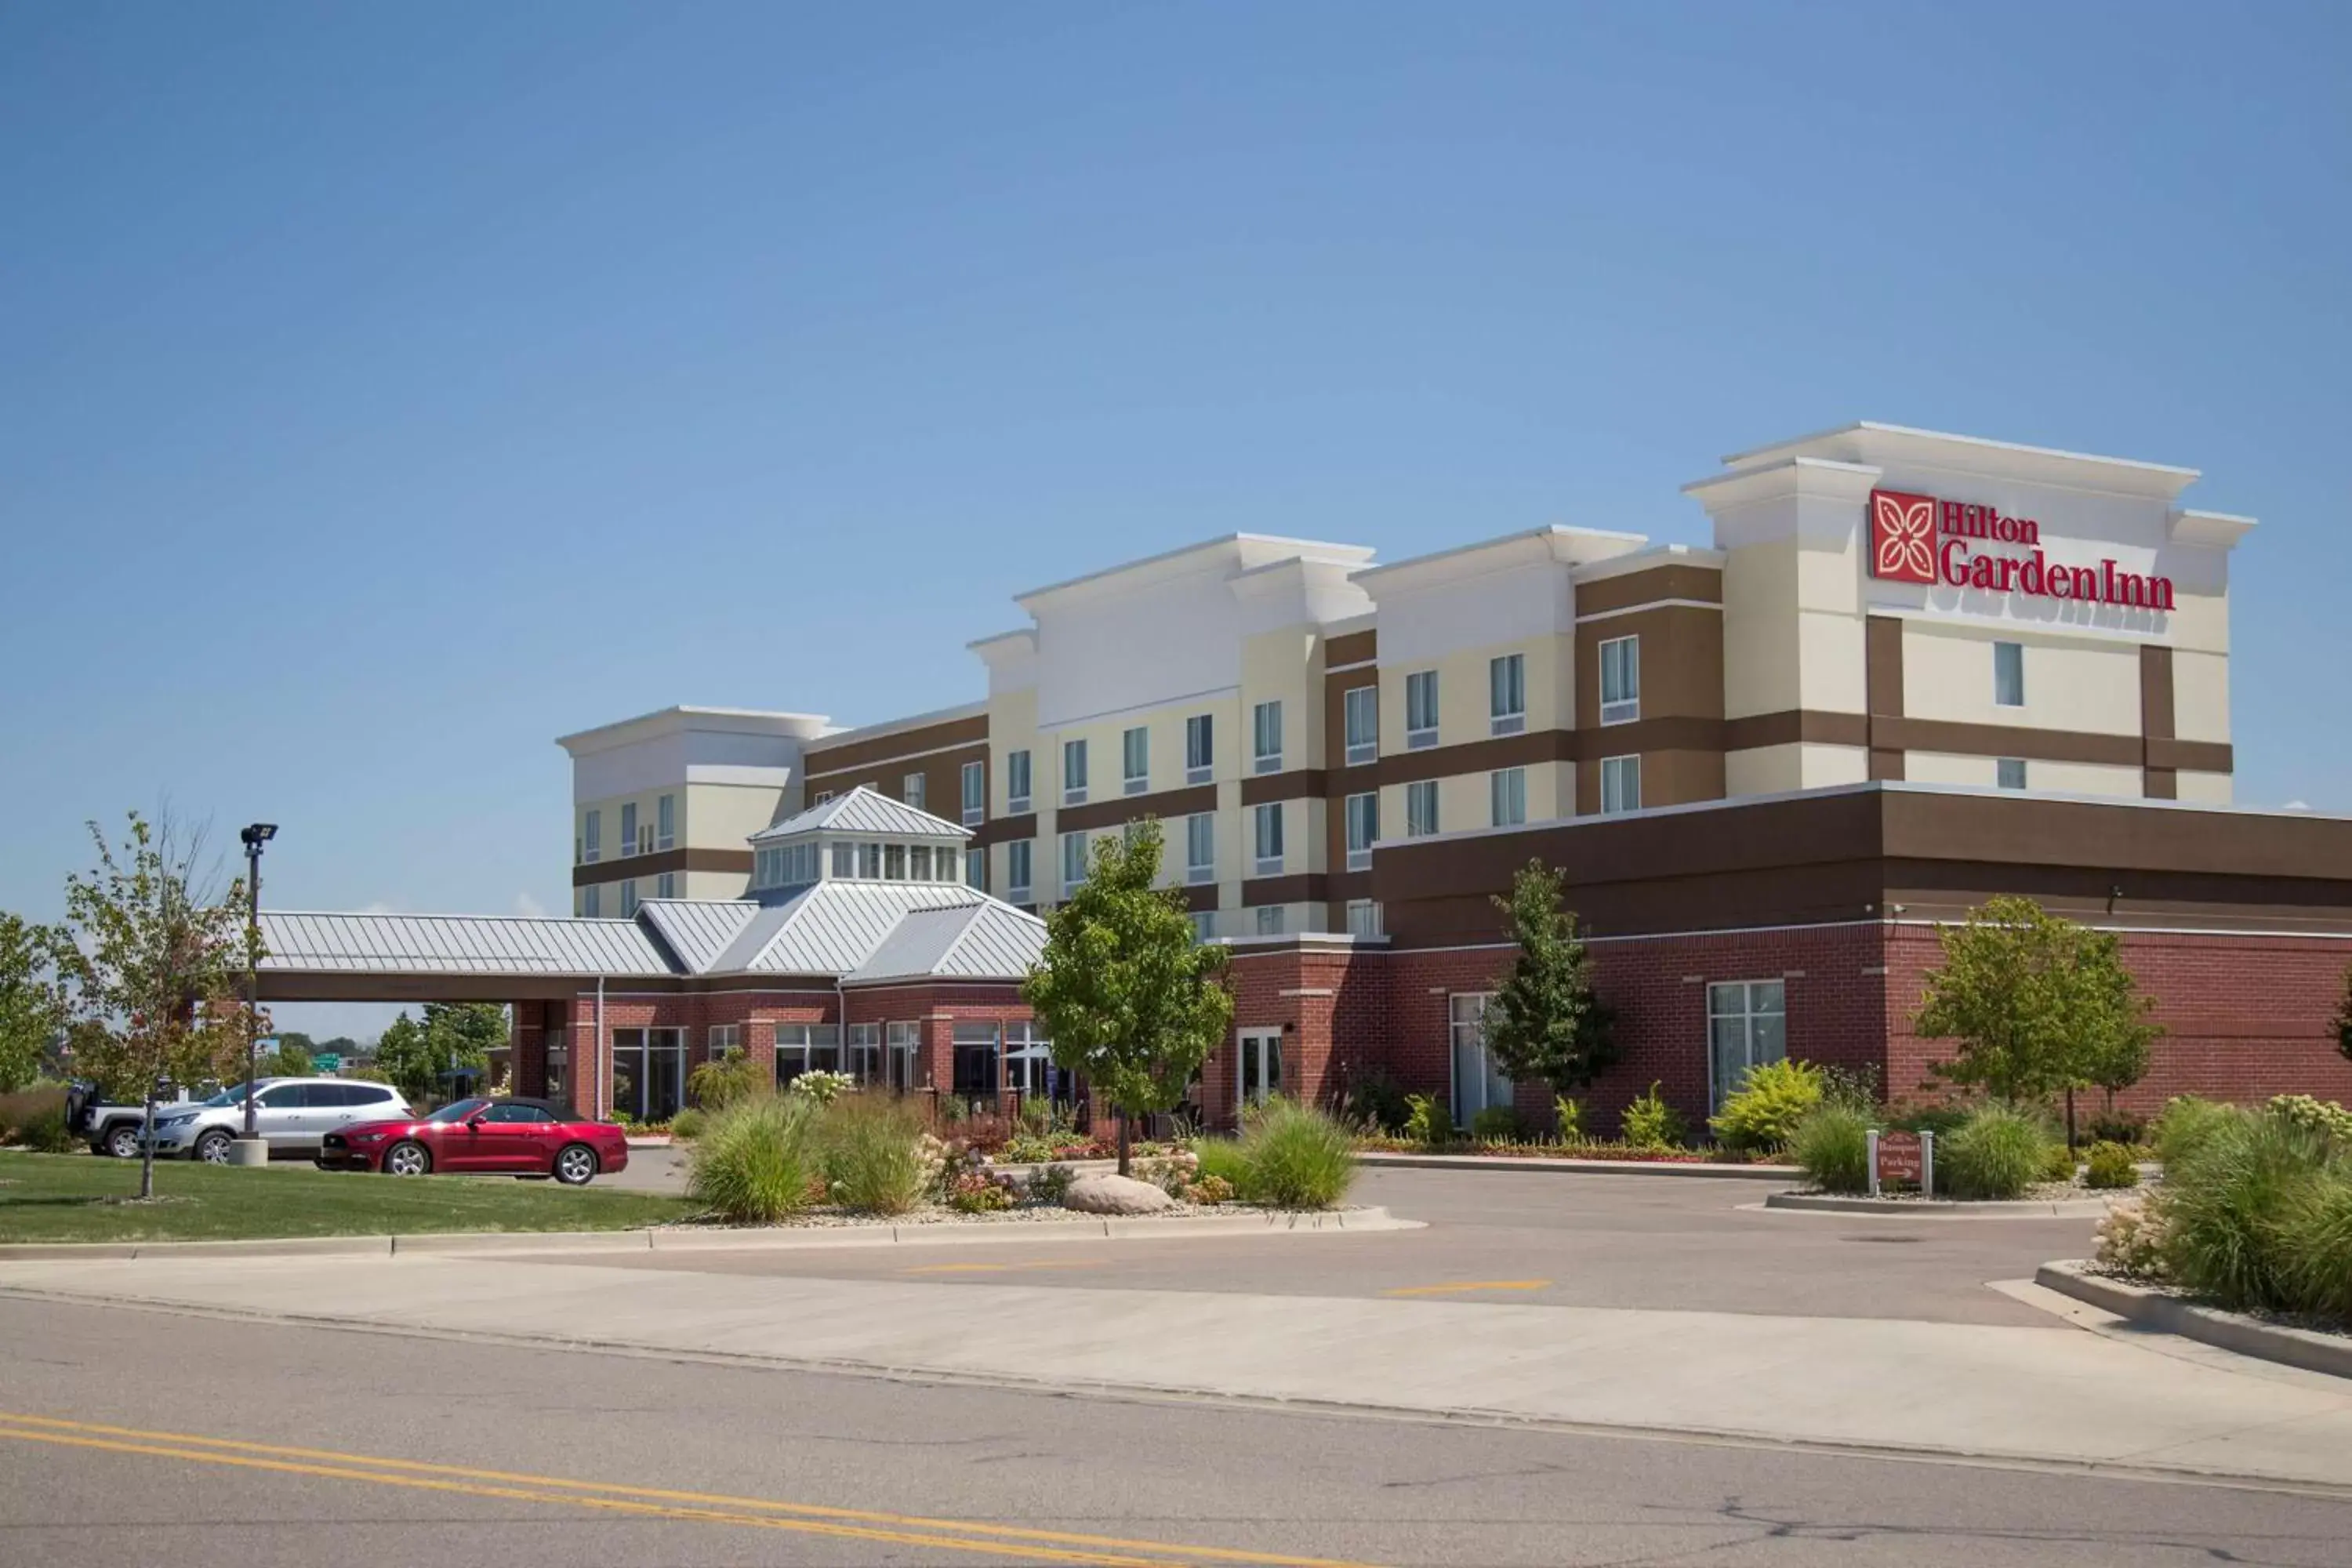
[230,822,277,1168]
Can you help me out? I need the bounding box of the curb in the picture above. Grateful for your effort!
[0,1207,1418,1261]
[2035,1260,2352,1381]
[1359,1152,1798,1181]
[1764,1191,2116,1218]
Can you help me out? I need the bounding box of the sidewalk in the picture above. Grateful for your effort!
[5,1250,2350,1489]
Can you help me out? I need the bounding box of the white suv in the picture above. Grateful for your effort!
[148,1079,412,1163]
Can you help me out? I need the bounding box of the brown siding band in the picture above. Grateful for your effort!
[1179,884,1219,913]
[2144,738,2234,774]
[1873,717,2143,768]
[1723,710,1873,751]
[1574,563,1724,617]
[572,848,752,889]
[1323,629,1377,667]
[2140,645,2176,744]
[1242,873,1329,906]
[1241,769,1328,805]
[2143,767,2179,800]
[805,716,990,777]
[1056,783,1219,833]
[970,813,1037,848]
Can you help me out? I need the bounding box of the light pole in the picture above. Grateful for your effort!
[239,823,277,1143]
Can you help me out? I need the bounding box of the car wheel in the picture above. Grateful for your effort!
[194,1129,234,1165]
[383,1141,431,1178]
[103,1124,141,1160]
[553,1144,598,1186]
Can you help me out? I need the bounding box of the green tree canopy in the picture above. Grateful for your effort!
[2335,965,2352,1066]
[1913,895,2161,1107]
[1022,818,1232,1174]
[0,912,68,1094]
[1479,860,1618,1104]
[372,1002,506,1101]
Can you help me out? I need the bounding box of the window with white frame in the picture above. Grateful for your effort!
[830,841,854,878]
[1599,635,1640,725]
[1256,905,1285,936]
[581,809,601,864]
[1252,701,1283,774]
[1345,898,1382,936]
[909,845,932,880]
[884,844,908,880]
[1406,779,1439,837]
[964,847,986,890]
[1405,670,1439,747]
[1997,757,2027,790]
[1253,802,1284,874]
[1006,750,1032,813]
[1007,839,1033,900]
[706,1024,740,1062]
[1062,739,1088,804]
[858,842,882,878]
[1343,685,1377,764]
[1123,726,1149,794]
[846,1022,880,1083]
[1600,754,1641,815]
[1490,767,1526,827]
[619,879,639,917]
[1345,792,1377,871]
[1707,980,1786,1112]
[1490,653,1526,735]
[1060,829,1089,892]
[815,789,834,805]
[620,803,638,858]
[939,847,960,881]
[656,871,676,899]
[902,771,926,811]
[1185,812,1214,884]
[656,794,676,851]
[582,884,601,917]
[759,840,819,888]
[961,760,985,826]
[1190,909,1216,942]
[1994,641,2025,708]
[1448,993,1512,1127]
[774,1023,841,1088]
[1185,714,1213,784]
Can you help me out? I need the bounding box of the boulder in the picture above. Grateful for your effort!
[1062,1173,1178,1215]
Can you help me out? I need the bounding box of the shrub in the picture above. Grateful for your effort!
[786,1069,856,1107]
[956,1112,1012,1153]
[1402,1093,1446,1147]
[1470,1105,1521,1143]
[1886,1100,1971,1140]
[687,1094,820,1223]
[2159,1111,2338,1313]
[2267,1094,2352,1148]
[1708,1058,1824,1153]
[1192,1136,1249,1192]
[15,1102,73,1154]
[1337,1066,1412,1134]
[818,1097,929,1215]
[2277,1175,2352,1323]
[669,1107,706,1142]
[2084,1141,2139,1189]
[1553,1095,1584,1145]
[1818,1063,1882,1110]
[1028,1163,1076,1204]
[1235,1099,1357,1209]
[2038,1143,2079,1185]
[1789,1103,1872,1194]
[2153,1094,2238,1170]
[947,1171,1013,1212]
[1136,1146,1200,1199]
[688,1049,764,1112]
[1940,1103,2053,1200]
[0,1086,67,1143]
[1620,1083,1686,1150]
[2085,1111,2147,1148]
[1189,1174,1236,1205]
[2095,1200,2168,1278]
[1001,1133,1058,1163]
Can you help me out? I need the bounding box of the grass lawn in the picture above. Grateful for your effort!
[0,1151,695,1243]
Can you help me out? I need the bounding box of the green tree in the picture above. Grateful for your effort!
[262,1036,314,1076]
[53,812,253,1199]
[0,912,68,1094]
[372,1003,506,1102]
[1479,861,1617,1114]
[1022,818,1232,1175]
[2335,965,2352,1066]
[1914,896,2160,1138]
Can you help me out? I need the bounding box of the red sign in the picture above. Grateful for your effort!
[1875,1131,1923,1185]
[1867,488,2174,611]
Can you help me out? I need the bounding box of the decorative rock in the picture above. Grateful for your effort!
[1062,1173,1178,1215]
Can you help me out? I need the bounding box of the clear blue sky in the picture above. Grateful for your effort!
[5,2,2347,1040]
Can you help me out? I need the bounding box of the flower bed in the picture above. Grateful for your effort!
[1354,1136,1769,1165]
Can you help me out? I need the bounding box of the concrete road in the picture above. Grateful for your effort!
[575,1164,2103,1325]
[6,1296,2350,1567]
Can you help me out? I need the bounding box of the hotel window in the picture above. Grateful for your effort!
[884,844,907,880]
[1252,701,1283,774]
[964,847,987,890]
[1061,829,1090,893]
[1405,670,1439,748]
[884,1021,920,1090]
[1123,726,1150,794]
[774,1023,842,1089]
[1599,636,1640,725]
[1998,757,2027,790]
[1063,739,1088,805]
[1190,910,1216,942]
[909,845,932,880]
[1601,754,1641,815]
[1185,812,1215,884]
[582,809,601,864]
[961,760,985,826]
[1707,980,1786,1112]
[1256,905,1286,936]
[1490,653,1526,736]
[656,871,676,899]
[846,1022,881,1084]
[939,848,961,882]
[1005,750,1032,813]
[1405,779,1439,838]
[1490,768,1526,828]
[582,884,601,917]
[656,793,675,851]
[830,841,855,878]
[619,803,638,858]
[1343,685,1378,765]
[707,1023,740,1062]
[1253,802,1284,875]
[902,772,925,811]
[815,790,834,805]
[1007,839,1033,902]
[1345,898,1382,937]
[1185,713,1214,783]
[1994,641,2025,708]
[858,842,882,879]
[1345,792,1378,872]
[619,879,639,917]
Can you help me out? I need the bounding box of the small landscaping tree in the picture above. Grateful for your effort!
[1479,860,1617,1124]
[2336,964,2352,1066]
[0,911,68,1094]
[53,812,252,1200]
[1022,818,1232,1176]
[373,1001,506,1102]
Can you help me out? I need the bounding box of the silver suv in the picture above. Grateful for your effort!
[148,1078,412,1163]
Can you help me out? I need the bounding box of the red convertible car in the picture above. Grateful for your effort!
[318,1097,628,1185]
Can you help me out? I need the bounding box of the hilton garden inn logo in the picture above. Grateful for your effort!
[1867,488,2174,611]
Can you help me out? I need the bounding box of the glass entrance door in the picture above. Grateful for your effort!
[1447,993,1512,1128]
[1004,1023,1051,1099]
[886,1022,920,1091]
[1237,1029,1283,1110]
[645,1028,684,1123]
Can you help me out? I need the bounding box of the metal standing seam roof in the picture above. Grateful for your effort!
[634,899,758,973]
[742,880,995,975]
[847,900,1047,985]
[258,911,674,976]
[747,785,973,844]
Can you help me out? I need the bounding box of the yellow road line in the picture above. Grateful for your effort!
[0,1410,1385,1568]
[905,1259,1102,1275]
[1379,1279,1551,1298]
